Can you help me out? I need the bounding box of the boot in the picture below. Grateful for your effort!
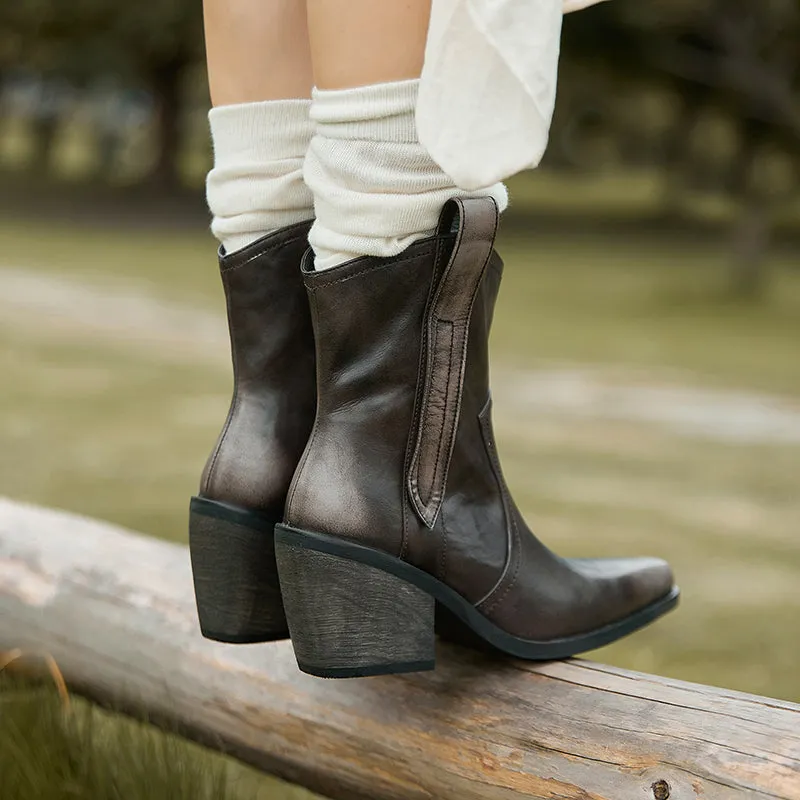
[275,198,678,678]
[189,221,316,643]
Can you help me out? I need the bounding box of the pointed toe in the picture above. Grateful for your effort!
[629,557,675,610]
[567,555,675,622]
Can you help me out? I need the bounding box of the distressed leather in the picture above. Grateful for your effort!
[286,198,673,639]
[200,221,316,513]
[407,199,497,528]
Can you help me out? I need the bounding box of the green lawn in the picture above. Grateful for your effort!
[1,209,798,797]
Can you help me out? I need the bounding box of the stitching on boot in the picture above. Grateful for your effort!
[401,236,448,561]
[407,198,498,529]
[308,246,437,290]
[475,395,517,612]
[223,233,308,275]
[414,319,455,514]
[481,511,521,617]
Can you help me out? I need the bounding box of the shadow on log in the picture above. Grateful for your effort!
[0,498,798,800]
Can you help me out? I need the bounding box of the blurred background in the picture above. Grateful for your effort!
[1,0,798,798]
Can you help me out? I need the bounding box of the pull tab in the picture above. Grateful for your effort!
[407,196,499,528]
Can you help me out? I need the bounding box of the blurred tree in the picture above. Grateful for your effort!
[561,0,800,296]
[0,0,203,185]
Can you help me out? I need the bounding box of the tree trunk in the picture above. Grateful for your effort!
[30,116,61,174]
[731,200,769,297]
[659,90,705,219]
[148,62,184,189]
[728,121,769,298]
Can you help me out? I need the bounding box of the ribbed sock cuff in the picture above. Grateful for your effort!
[310,79,420,140]
[209,99,314,159]
[207,99,314,254]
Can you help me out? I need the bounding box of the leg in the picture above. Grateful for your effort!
[306,0,430,89]
[203,0,315,254]
[303,0,507,269]
[204,0,313,104]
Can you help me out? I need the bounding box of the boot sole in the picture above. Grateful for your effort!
[275,524,679,678]
[189,497,288,643]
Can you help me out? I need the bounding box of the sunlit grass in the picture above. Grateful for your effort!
[0,672,237,800]
[494,411,800,701]
[0,667,320,800]
[494,227,800,395]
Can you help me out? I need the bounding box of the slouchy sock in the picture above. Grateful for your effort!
[206,100,314,254]
[304,79,507,271]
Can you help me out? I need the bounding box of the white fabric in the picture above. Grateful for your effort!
[419,0,609,190]
[304,80,508,271]
[207,100,314,254]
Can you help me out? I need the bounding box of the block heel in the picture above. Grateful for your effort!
[274,527,435,678]
[189,496,288,643]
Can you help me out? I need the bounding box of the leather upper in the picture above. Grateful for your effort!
[285,199,673,640]
[407,201,498,529]
[201,221,316,514]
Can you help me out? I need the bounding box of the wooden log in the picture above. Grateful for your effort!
[0,497,798,800]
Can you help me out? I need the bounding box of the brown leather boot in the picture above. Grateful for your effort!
[275,198,678,677]
[189,221,316,643]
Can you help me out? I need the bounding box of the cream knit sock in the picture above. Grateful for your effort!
[206,100,314,255]
[304,79,508,271]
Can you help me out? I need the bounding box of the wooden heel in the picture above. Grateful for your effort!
[275,529,435,678]
[189,497,287,643]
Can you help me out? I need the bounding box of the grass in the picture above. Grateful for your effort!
[495,413,800,698]
[493,224,800,395]
[0,672,233,800]
[0,672,315,800]
[0,202,798,796]
[0,335,219,537]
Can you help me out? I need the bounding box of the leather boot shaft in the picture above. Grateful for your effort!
[286,237,436,561]
[285,201,509,604]
[201,221,316,512]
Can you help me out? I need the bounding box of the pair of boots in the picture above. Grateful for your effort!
[189,198,678,679]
